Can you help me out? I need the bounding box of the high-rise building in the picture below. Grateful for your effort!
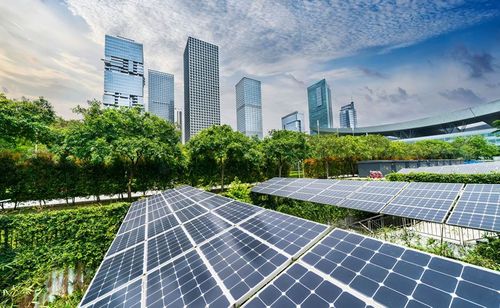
[175,109,183,130]
[281,111,305,132]
[103,35,144,108]
[235,77,263,139]
[339,101,358,129]
[148,70,174,122]
[307,79,333,132]
[183,37,220,141]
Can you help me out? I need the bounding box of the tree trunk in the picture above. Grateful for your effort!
[278,165,282,177]
[220,162,225,192]
[127,169,133,200]
[325,160,329,178]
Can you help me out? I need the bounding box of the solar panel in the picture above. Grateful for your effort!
[107,225,145,256]
[446,184,500,232]
[147,225,193,271]
[198,195,232,210]
[338,181,407,213]
[214,200,263,224]
[147,213,178,238]
[184,213,232,245]
[174,204,208,222]
[239,211,328,256]
[295,228,500,308]
[381,182,463,222]
[199,227,289,302]
[87,279,142,308]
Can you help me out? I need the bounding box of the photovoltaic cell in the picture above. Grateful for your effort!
[240,211,328,256]
[245,263,367,308]
[117,214,145,235]
[200,227,288,301]
[198,195,232,210]
[214,201,262,224]
[147,213,178,238]
[174,204,208,223]
[146,250,230,307]
[381,182,462,222]
[184,213,232,245]
[147,226,193,271]
[300,229,500,308]
[88,279,142,308]
[446,184,500,232]
[81,244,144,306]
[107,225,145,256]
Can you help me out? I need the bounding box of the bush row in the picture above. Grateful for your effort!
[386,172,500,184]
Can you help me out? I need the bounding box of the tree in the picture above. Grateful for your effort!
[262,130,309,177]
[309,135,335,178]
[186,125,261,191]
[64,101,183,199]
[452,136,498,160]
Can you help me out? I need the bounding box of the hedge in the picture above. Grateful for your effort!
[386,172,500,184]
[0,202,130,306]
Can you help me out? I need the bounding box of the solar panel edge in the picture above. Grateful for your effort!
[79,275,144,308]
[78,197,149,308]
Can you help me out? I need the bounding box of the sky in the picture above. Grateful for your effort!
[0,0,499,135]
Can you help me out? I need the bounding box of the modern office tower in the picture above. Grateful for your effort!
[148,70,174,122]
[103,35,144,108]
[183,37,220,141]
[339,101,358,129]
[175,109,183,130]
[281,111,305,132]
[235,77,263,139]
[307,79,333,132]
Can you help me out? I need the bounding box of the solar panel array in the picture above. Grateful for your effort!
[399,161,500,174]
[252,178,500,232]
[81,188,500,307]
[79,186,329,307]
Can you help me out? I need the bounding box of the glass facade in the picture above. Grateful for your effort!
[282,111,304,132]
[307,79,333,132]
[148,70,174,123]
[183,37,220,142]
[339,102,358,128]
[103,35,144,108]
[235,77,263,139]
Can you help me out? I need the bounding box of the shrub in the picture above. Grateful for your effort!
[386,172,500,184]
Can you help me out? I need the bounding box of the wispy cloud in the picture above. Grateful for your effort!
[452,45,495,78]
[439,87,484,104]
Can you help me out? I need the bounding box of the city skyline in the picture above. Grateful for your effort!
[1,1,500,135]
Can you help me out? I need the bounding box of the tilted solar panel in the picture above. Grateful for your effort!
[381,182,463,223]
[338,181,407,213]
[446,184,500,232]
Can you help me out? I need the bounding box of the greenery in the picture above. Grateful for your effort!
[224,178,252,203]
[0,202,129,306]
[386,172,500,184]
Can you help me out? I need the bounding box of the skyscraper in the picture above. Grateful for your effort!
[339,102,358,129]
[183,37,220,141]
[281,111,305,132]
[307,79,333,132]
[148,70,174,123]
[235,77,263,139]
[103,35,144,108]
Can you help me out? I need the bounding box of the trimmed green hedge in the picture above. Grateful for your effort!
[386,172,500,184]
[0,202,130,306]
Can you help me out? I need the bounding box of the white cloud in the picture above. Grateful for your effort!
[1,0,499,133]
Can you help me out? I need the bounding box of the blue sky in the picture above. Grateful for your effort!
[0,0,499,133]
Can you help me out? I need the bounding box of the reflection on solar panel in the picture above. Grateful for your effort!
[294,229,500,308]
[381,182,463,223]
[81,186,500,308]
[338,181,407,213]
[447,184,500,232]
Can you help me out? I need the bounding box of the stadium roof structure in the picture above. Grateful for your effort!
[314,99,500,138]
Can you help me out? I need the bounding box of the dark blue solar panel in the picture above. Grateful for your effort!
[107,225,145,256]
[239,211,328,256]
[301,228,500,308]
[200,227,288,301]
[174,204,208,223]
[184,213,232,245]
[146,250,230,308]
[117,214,145,235]
[198,195,232,210]
[87,279,142,308]
[81,244,144,306]
[244,263,367,308]
[147,226,193,271]
[214,201,262,224]
[147,213,178,238]
[446,184,500,232]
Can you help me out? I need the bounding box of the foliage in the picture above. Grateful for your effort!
[463,237,500,271]
[261,130,309,177]
[386,172,500,184]
[224,178,252,203]
[0,202,130,306]
[451,136,498,160]
[186,125,262,190]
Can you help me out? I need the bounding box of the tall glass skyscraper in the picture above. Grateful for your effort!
[307,79,333,132]
[235,77,263,139]
[339,101,358,128]
[103,35,144,108]
[281,111,305,132]
[183,37,220,141]
[148,70,174,123]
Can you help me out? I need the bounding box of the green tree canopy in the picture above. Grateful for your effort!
[262,130,309,177]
